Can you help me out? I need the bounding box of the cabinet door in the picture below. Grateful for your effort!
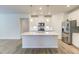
[77,20,79,26]
[72,33,79,48]
[22,35,58,48]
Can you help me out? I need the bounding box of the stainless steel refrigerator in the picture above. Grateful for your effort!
[62,20,79,44]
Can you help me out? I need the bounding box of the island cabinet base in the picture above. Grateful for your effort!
[22,35,58,48]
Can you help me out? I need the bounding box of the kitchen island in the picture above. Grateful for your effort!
[22,32,59,48]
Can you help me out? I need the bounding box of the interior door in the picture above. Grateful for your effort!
[20,18,29,33]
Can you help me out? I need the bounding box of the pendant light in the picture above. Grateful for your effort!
[30,5,32,15]
[30,5,38,17]
[47,5,51,15]
[44,5,51,17]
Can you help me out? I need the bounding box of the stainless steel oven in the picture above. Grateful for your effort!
[38,22,45,32]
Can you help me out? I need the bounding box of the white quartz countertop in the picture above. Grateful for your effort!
[22,32,59,35]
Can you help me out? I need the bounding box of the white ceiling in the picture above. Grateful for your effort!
[0,5,78,14]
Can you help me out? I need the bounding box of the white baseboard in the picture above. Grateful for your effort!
[0,37,21,40]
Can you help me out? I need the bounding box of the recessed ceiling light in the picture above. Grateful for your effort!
[39,7,42,10]
[67,5,70,7]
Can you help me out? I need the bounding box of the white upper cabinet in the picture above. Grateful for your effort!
[68,9,79,26]
[77,20,79,26]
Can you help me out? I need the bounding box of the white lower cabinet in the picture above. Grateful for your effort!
[22,35,58,48]
[72,33,79,48]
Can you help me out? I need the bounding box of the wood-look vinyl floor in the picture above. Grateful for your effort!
[0,39,79,54]
[58,40,79,54]
[24,48,58,54]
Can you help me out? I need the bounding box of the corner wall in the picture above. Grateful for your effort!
[0,13,28,39]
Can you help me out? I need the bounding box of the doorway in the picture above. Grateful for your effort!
[20,18,29,34]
